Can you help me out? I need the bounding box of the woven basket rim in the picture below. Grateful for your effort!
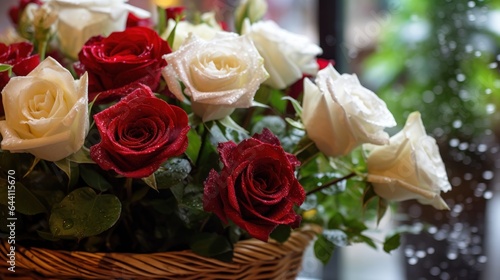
[1,225,321,279]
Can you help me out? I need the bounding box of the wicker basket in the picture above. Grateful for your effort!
[0,226,319,279]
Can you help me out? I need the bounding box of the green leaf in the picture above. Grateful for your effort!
[358,234,377,249]
[166,18,179,47]
[219,115,248,135]
[377,197,389,225]
[190,232,233,262]
[383,233,401,253]
[0,64,13,75]
[142,173,158,191]
[270,224,291,243]
[323,229,349,247]
[67,147,94,164]
[49,187,121,239]
[0,180,47,215]
[314,234,335,264]
[185,128,202,164]
[251,115,286,137]
[79,165,112,191]
[362,184,377,207]
[285,117,304,129]
[155,158,192,189]
[54,158,79,188]
[327,213,344,229]
[282,96,303,116]
[343,218,368,235]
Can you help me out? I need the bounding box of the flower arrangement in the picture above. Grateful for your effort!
[0,0,452,268]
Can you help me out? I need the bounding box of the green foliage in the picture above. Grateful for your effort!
[362,0,497,139]
[383,233,401,253]
[314,234,335,264]
[0,180,47,215]
[49,187,121,239]
[270,225,292,243]
[190,232,233,262]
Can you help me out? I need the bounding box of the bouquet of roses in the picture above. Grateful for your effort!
[0,0,452,264]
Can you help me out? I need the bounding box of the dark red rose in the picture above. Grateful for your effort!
[75,27,171,103]
[90,84,189,178]
[165,6,186,21]
[285,58,334,114]
[8,0,42,25]
[203,128,305,241]
[126,13,152,28]
[0,42,40,116]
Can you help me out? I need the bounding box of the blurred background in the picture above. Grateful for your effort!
[1,0,499,279]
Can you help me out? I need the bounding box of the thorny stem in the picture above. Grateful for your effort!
[306,172,357,196]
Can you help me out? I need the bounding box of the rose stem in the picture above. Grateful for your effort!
[157,6,166,36]
[306,172,357,196]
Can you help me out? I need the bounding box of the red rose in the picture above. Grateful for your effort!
[0,42,40,116]
[203,128,305,241]
[75,27,171,103]
[126,13,152,28]
[285,58,334,114]
[90,84,189,178]
[165,6,186,21]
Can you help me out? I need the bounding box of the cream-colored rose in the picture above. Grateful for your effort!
[0,57,89,161]
[164,12,222,51]
[162,32,269,122]
[44,0,150,59]
[365,112,451,210]
[242,19,322,89]
[302,64,396,157]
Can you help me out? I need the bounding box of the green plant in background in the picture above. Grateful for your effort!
[363,0,500,141]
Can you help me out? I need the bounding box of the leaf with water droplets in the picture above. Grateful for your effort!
[49,187,121,239]
[155,158,192,189]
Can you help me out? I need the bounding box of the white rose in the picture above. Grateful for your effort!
[302,64,396,157]
[242,19,322,89]
[162,32,269,122]
[164,12,222,51]
[0,57,89,162]
[365,112,451,210]
[44,0,150,59]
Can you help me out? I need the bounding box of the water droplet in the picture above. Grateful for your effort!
[408,257,418,265]
[430,266,441,276]
[63,219,74,230]
[53,227,61,235]
[449,138,459,147]
[447,251,458,260]
[427,247,435,254]
[477,255,488,263]
[468,1,476,8]
[486,104,496,114]
[415,250,426,258]
[483,190,493,199]
[68,194,74,201]
[482,170,494,180]
[453,119,463,128]
[456,73,466,82]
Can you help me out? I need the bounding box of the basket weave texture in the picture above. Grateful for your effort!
[1,226,318,279]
